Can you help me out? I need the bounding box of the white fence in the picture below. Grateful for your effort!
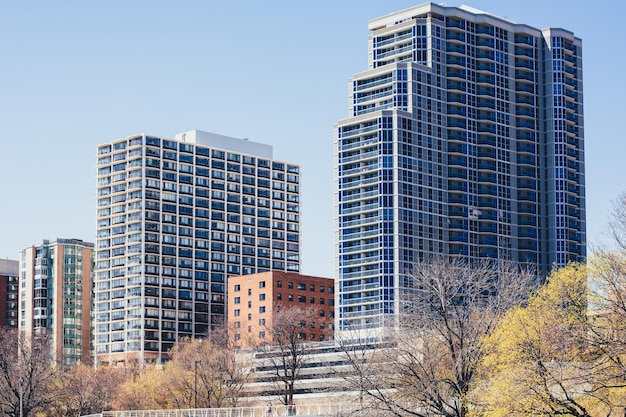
[82,403,358,417]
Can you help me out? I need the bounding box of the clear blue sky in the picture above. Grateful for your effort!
[0,1,623,278]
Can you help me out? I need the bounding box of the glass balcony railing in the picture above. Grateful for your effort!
[340,202,379,215]
[340,242,379,254]
[340,136,379,152]
[375,31,413,48]
[355,76,393,91]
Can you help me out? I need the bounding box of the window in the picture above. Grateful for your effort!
[320,298,325,304]
[259,281,266,288]
[320,286,325,293]
[297,283,306,290]
[277,280,282,288]
[234,309,240,316]
[288,282,294,289]
[247,313,252,320]
[277,293,282,300]
[259,318,265,326]
[310,284,315,291]
[248,301,252,308]
[234,322,240,328]
[234,297,240,304]
[248,288,252,296]
[298,295,306,303]
[310,297,315,304]
[259,306,266,313]
[259,294,266,301]
[234,284,241,292]
[288,295,293,302]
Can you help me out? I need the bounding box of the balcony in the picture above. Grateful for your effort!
[476,74,495,84]
[515,59,534,70]
[518,203,537,214]
[477,148,496,159]
[340,136,379,152]
[447,69,466,79]
[376,44,413,60]
[446,31,465,42]
[448,118,466,129]
[446,44,465,54]
[518,155,536,165]
[340,268,380,280]
[340,255,380,267]
[448,143,467,154]
[375,31,413,48]
[340,163,380,176]
[341,215,381,228]
[341,202,379,215]
[341,176,379,190]
[341,150,379,164]
[340,242,379,254]
[449,193,468,204]
[519,216,537,227]
[342,189,379,203]
[515,84,535,94]
[476,50,494,60]
[476,38,494,48]
[448,155,467,166]
[341,281,380,293]
[339,124,379,139]
[341,229,380,241]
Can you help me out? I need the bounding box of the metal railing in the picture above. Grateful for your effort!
[82,402,355,417]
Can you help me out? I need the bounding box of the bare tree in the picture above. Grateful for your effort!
[263,306,321,406]
[0,329,59,417]
[51,365,126,417]
[607,191,626,251]
[579,252,626,414]
[330,330,397,416]
[337,256,535,417]
[196,328,250,408]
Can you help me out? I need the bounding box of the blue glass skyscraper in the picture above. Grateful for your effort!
[334,3,584,330]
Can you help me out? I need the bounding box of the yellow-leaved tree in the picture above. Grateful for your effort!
[113,365,166,411]
[472,263,593,417]
[158,329,249,409]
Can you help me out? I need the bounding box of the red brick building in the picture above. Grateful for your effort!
[227,271,334,347]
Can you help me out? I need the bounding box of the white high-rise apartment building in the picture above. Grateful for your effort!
[95,130,301,365]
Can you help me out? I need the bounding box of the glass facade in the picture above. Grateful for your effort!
[95,131,300,365]
[335,4,585,331]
